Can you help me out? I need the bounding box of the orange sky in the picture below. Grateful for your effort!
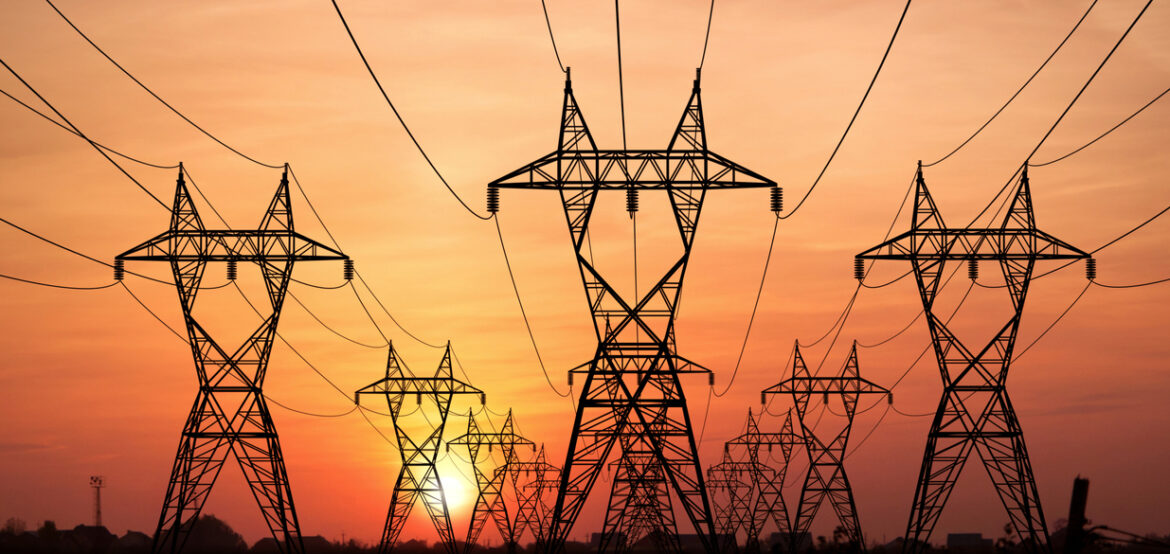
[1,0,1168,548]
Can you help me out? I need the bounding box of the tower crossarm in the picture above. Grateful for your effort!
[117,229,348,262]
[448,433,536,452]
[725,431,800,451]
[488,149,774,191]
[354,376,484,402]
[856,228,1090,261]
[763,376,890,396]
[568,352,712,376]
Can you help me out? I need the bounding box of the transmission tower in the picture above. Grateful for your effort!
[116,167,349,554]
[90,476,105,527]
[354,342,485,554]
[725,408,801,553]
[607,451,680,554]
[448,410,535,554]
[762,342,890,552]
[508,445,559,550]
[706,450,758,552]
[522,453,564,551]
[856,165,1091,554]
[487,68,777,554]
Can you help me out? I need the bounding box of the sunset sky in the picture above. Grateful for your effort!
[1,0,1168,548]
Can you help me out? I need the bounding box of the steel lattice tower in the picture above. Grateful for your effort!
[354,343,485,554]
[706,451,759,552]
[856,165,1090,554]
[508,445,559,549]
[523,454,564,550]
[608,452,680,554]
[487,68,777,554]
[763,343,890,552]
[116,167,349,554]
[725,408,801,553]
[448,410,534,554]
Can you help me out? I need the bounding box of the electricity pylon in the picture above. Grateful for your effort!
[725,408,801,552]
[117,167,349,554]
[354,342,485,554]
[856,165,1091,554]
[762,343,890,552]
[524,455,565,550]
[509,445,558,549]
[488,68,777,554]
[608,452,679,554]
[707,450,760,552]
[448,410,535,554]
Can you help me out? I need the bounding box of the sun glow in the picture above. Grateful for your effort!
[439,464,473,511]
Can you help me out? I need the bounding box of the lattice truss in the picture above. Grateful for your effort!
[116,168,349,554]
[448,410,535,554]
[763,342,891,551]
[506,445,560,551]
[355,343,484,554]
[857,165,1090,554]
[712,408,801,553]
[488,68,778,554]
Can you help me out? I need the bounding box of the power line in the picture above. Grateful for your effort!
[1029,86,1169,167]
[0,216,174,285]
[267,396,358,418]
[1092,276,1170,289]
[346,281,391,345]
[779,0,912,220]
[1091,204,1168,254]
[1014,282,1091,361]
[969,0,1153,228]
[979,202,1169,286]
[2,34,443,443]
[284,165,448,349]
[329,0,492,221]
[923,0,1099,167]
[43,0,283,169]
[285,291,385,349]
[352,271,446,349]
[1023,0,1153,165]
[614,0,628,150]
[0,273,115,290]
[494,217,569,398]
[0,57,168,210]
[698,0,715,70]
[0,87,179,170]
[119,281,184,341]
[714,218,778,397]
[540,0,567,73]
[860,269,914,289]
[856,307,923,349]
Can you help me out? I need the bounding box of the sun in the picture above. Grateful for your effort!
[438,462,473,510]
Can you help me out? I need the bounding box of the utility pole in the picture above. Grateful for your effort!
[448,410,535,554]
[89,476,105,527]
[487,68,778,554]
[116,167,350,554]
[724,408,801,553]
[763,342,890,552]
[856,164,1091,554]
[354,342,484,554]
[1064,477,1090,554]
